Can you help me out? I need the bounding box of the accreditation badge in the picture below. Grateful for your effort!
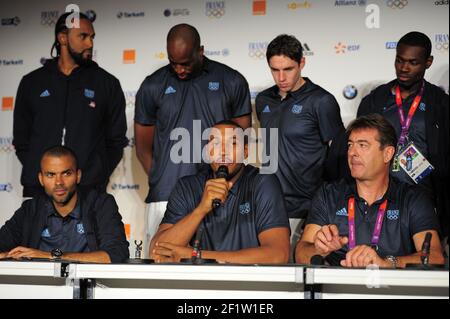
[398,142,434,184]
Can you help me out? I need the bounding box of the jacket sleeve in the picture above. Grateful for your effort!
[357,94,373,117]
[0,206,26,252]
[12,76,32,165]
[105,78,128,177]
[94,194,129,263]
[324,128,351,182]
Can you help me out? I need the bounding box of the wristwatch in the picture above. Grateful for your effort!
[385,255,398,269]
[50,248,63,260]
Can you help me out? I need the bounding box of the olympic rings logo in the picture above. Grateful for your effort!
[40,11,59,26]
[386,0,408,9]
[248,50,266,59]
[435,42,449,51]
[206,8,225,18]
[0,138,14,153]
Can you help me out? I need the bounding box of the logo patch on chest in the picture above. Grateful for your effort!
[84,89,95,99]
[336,207,348,217]
[262,105,271,113]
[239,202,251,215]
[76,223,85,234]
[40,90,50,97]
[41,228,51,238]
[386,210,399,220]
[208,82,220,91]
[291,104,303,114]
[164,86,176,94]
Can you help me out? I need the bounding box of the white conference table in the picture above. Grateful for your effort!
[0,260,448,299]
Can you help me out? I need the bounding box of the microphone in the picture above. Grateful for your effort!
[420,232,432,265]
[310,255,325,266]
[191,226,204,263]
[212,165,228,209]
[180,225,217,264]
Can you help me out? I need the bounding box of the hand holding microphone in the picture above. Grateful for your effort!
[197,165,232,215]
[212,165,229,209]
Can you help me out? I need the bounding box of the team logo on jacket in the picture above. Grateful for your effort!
[262,105,271,113]
[387,210,399,220]
[291,104,303,114]
[165,86,176,94]
[336,207,348,217]
[40,89,50,97]
[84,89,95,99]
[41,228,51,238]
[239,202,251,215]
[76,223,85,234]
[419,102,426,112]
[208,82,220,91]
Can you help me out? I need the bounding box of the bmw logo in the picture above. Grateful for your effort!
[85,10,97,22]
[343,85,358,100]
[164,9,171,17]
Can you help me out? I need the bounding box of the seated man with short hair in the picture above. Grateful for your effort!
[0,146,129,263]
[150,120,290,264]
[296,114,444,268]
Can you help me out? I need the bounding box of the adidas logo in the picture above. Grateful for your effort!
[165,86,176,95]
[336,207,348,217]
[40,90,50,97]
[262,105,271,113]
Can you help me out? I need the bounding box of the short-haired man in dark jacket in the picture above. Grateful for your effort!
[357,32,449,240]
[13,12,128,198]
[0,146,129,263]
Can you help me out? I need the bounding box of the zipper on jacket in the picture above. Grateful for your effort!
[61,127,66,146]
[62,77,70,146]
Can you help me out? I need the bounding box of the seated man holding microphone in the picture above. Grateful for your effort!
[296,114,444,268]
[150,120,290,264]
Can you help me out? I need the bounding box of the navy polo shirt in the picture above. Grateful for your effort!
[382,88,432,190]
[255,78,344,218]
[306,178,440,265]
[135,57,252,203]
[161,165,290,251]
[39,199,89,253]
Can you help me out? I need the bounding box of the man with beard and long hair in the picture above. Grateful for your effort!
[357,32,449,244]
[0,146,129,263]
[13,12,127,199]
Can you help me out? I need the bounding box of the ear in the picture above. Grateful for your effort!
[199,45,204,56]
[299,57,306,71]
[38,172,44,187]
[384,145,396,164]
[57,31,68,47]
[76,169,82,184]
[243,142,249,160]
[425,55,433,69]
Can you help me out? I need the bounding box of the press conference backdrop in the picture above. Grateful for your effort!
[1,0,448,253]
